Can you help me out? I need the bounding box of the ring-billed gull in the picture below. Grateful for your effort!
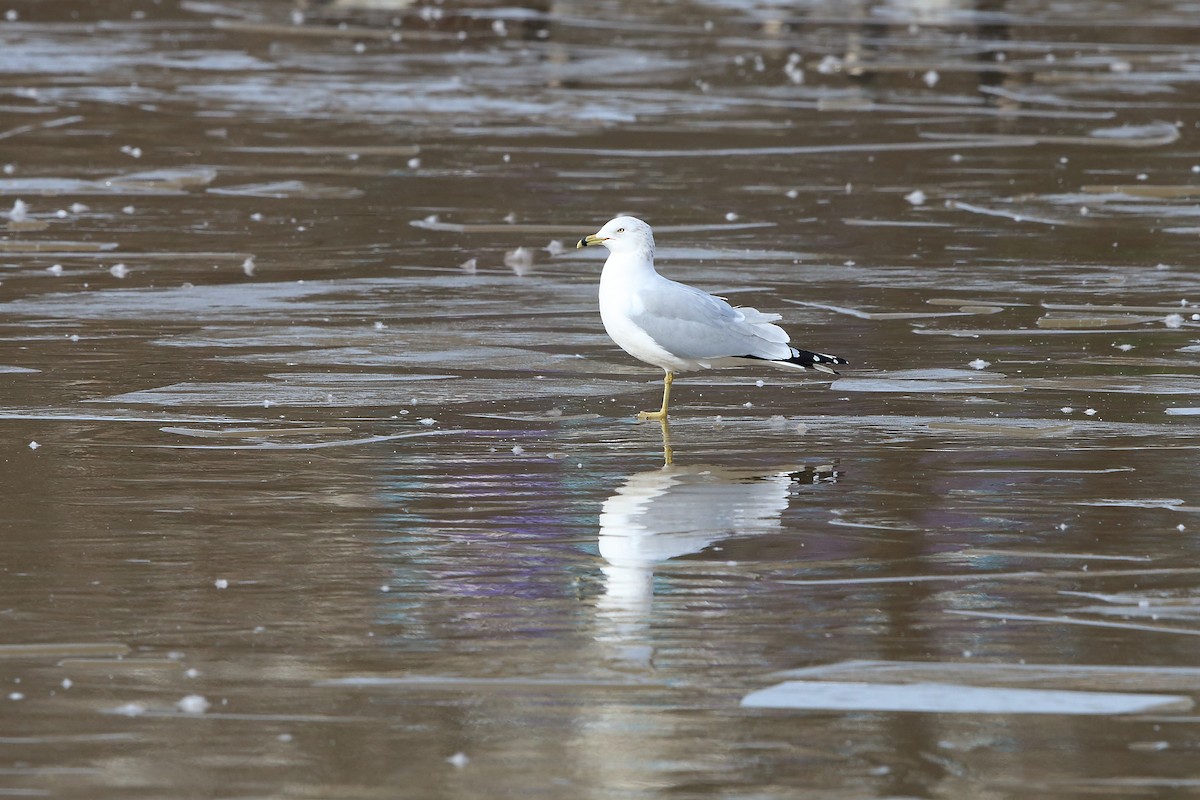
[578,215,847,420]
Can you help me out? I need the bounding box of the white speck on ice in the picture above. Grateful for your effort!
[968,358,990,370]
[8,692,24,701]
[504,247,533,276]
[177,694,210,714]
[250,212,263,221]
[262,399,272,408]
[214,578,229,589]
[503,212,517,223]
[511,445,525,455]
[61,678,73,689]
[742,401,752,408]
[922,69,939,87]
[725,211,739,221]
[785,189,799,199]
[1084,408,1097,416]
[406,157,421,169]
[1060,407,1074,413]
[242,256,256,277]
[28,441,39,450]
[1115,343,1134,351]
[70,202,88,214]
[460,258,477,274]
[110,702,147,717]
[379,585,390,593]
[185,668,200,679]
[544,239,564,255]
[755,380,764,387]
[904,189,927,206]
[8,199,28,222]
[419,418,436,426]
[816,55,842,74]
[373,321,386,330]
[1178,524,1187,532]
[784,53,804,84]
[447,752,470,768]
[1164,313,1184,328]
[109,263,129,279]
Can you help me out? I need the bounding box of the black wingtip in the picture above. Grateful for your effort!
[787,348,847,372]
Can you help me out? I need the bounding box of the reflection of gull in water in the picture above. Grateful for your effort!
[597,462,836,617]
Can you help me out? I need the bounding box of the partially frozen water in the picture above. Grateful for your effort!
[3,1,1200,797]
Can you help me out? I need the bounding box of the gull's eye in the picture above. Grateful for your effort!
[616,227,625,233]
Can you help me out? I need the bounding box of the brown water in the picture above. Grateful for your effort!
[3,1,1200,797]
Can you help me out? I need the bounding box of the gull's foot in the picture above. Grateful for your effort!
[637,409,668,422]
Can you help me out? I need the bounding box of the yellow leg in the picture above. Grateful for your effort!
[637,371,673,421]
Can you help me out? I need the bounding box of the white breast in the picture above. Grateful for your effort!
[599,273,693,372]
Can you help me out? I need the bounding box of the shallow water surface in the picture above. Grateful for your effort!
[3,1,1200,797]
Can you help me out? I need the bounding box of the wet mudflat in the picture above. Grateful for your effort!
[3,0,1200,796]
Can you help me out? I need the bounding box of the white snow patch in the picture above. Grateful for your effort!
[504,247,534,276]
[177,694,210,714]
[109,702,147,717]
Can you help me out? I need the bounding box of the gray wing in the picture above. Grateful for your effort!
[629,277,793,361]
